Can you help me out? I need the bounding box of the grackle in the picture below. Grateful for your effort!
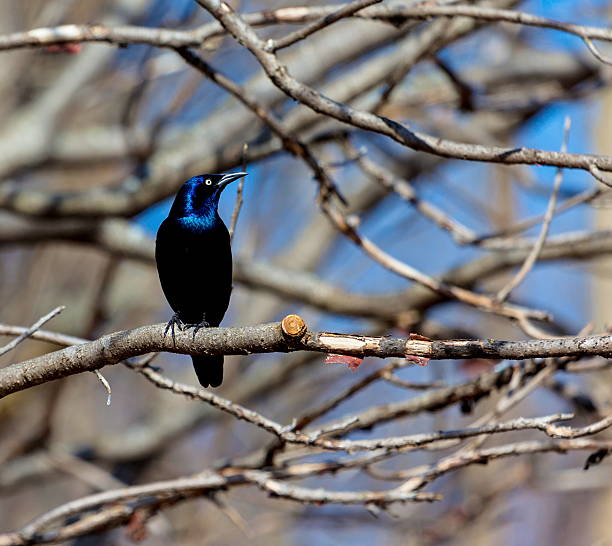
[155,172,247,388]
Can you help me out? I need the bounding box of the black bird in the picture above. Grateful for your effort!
[155,172,247,388]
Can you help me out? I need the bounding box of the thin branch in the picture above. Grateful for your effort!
[583,36,612,66]
[243,469,439,504]
[0,306,65,357]
[229,143,248,240]
[545,413,612,439]
[133,363,295,438]
[373,439,612,488]
[267,0,383,52]
[17,472,229,542]
[92,370,112,406]
[175,46,345,203]
[589,164,612,188]
[474,186,604,245]
[307,413,577,453]
[496,117,571,303]
[381,370,445,390]
[321,199,550,322]
[0,324,87,347]
[293,359,413,430]
[209,495,252,538]
[4,5,612,53]
[345,140,477,244]
[396,5,612,62]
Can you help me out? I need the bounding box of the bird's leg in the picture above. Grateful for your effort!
[163,313,184,346]
[184,318,210,340]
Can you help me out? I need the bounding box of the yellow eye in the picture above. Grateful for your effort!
[205,179,212,185]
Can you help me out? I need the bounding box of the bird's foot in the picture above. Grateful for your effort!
[184,319,210,340]
[163,313,184,346]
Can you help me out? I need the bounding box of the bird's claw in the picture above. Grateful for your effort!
[184,319,210,340]
[164,313,184,347]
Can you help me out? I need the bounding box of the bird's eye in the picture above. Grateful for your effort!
[205,179,212,185]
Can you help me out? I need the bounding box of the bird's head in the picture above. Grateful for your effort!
[186,172,248,201]
[170,172,247,217]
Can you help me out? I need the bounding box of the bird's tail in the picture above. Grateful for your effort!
[191,355,224,388]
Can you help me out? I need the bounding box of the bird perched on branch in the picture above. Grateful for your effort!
[155,172,247,387]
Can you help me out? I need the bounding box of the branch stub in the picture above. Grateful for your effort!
[281,314,307,338]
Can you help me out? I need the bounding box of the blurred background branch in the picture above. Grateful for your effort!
[1,1,612,545]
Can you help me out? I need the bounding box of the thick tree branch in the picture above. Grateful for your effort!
[0,315,611,399]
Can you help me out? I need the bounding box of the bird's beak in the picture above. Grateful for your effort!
[217,171,247,189]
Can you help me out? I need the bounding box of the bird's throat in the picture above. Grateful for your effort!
[177,211,220,232]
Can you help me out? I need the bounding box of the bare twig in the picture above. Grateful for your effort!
[345,140,477,244]
[583,37,612,66]
[229,143,248,240]
[589,164,612,188]
[496,117,571,303]
[267,0,383,52]
[175,46,345,204]
[293,359,413,430]
[209,495,252,538]
[381,370,445,390]
[16,472,229,542]
[3,4,612,53]
[243,469,440,504]
[321,199,549,322]
[379,439,612,489]
[0,306,65,357]
[92,370,112,406]
[474,186,604,245]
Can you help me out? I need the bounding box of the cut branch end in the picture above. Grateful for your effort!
[281,314,307,338]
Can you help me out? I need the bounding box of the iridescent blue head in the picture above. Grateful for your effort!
[169,172,247,218]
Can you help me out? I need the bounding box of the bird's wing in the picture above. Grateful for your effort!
[155,218,232,324]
